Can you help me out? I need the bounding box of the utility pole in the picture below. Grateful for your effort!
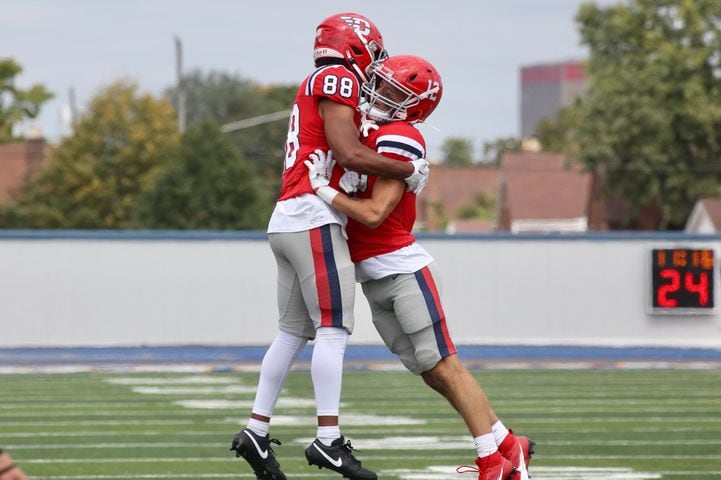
[174,36,186,134]
[68,86,78,125]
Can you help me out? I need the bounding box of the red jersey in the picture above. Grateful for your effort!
[346,122,426,263]
[278,64,361,201]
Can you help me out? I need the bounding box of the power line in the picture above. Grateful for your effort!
[220,110,290,133]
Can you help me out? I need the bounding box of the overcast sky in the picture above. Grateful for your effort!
[2,0,619,157]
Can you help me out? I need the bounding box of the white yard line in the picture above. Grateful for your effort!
[131,386,258,394]
[384,466,664,480]
[28,470,721,480]
[5,437,721,449]
[0,419,196,426]
[105,376,240,385]
[20,454,721,464]
[173,398,318,409]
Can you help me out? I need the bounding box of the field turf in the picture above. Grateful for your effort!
[1,368,720,479]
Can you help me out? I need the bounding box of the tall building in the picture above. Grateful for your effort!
[520,60,587,138]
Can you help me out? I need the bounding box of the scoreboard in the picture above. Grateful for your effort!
[649,248,716,314]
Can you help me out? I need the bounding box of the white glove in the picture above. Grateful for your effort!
[404,158,430,195]
[304,148,334,191]
[339,169,368,194]
[304,148,339,205]
[360,118,379,138]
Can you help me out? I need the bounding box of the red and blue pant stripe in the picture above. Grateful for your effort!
[310,225,343,328]
[414,266,456,357]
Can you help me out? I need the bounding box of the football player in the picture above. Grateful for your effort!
[230,12,429,480]
[304,54,535,480]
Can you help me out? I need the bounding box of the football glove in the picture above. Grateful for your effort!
[404,158,430,195]
[304,148,339,205]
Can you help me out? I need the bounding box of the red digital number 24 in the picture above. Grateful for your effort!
[657,268,709,307]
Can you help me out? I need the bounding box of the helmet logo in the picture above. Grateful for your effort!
[426,80,440,101]
[339,16,371,39]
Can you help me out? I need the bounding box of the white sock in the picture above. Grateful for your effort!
[474,433,498,458]
[311,327,348,417]
[246,418,269,437]
[251,330,307,417]
[317,425,341,446]
[491,420,510,446]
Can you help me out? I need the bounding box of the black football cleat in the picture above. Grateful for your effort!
[230,428,287,480]
[305,436,377,480]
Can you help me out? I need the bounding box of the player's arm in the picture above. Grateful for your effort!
[305,149,404,228]
[319,99,413,179]
[330,178,405,229]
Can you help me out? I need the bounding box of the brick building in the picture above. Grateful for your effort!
[0,132,49,201]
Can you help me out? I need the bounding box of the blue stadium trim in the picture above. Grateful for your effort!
[376,140,424,159]
[320,224,343,327]
[1,344,720,365]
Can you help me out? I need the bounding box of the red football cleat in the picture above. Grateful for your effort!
[456,451,515,480]
[498,430,535,480]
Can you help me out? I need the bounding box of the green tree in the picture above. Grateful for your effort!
[1,81,178,228]
[167,70,297,194]
[133,121,270,230]
[0,58,53,142]
[535,104,583,155]
[457,191,496,220]
[481,136,523,165]
[442,137,474,167]
[575,0,721,229]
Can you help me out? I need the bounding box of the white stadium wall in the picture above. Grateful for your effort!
[1,231,720,348]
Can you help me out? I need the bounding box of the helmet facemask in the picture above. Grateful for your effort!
[347,33,388,83]
[359,62,438,124]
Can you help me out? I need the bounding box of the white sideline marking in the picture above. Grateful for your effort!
[382,466,663,480]
[174,397,318,409]
[29,471,721,480]
[295,435,473,450]
[0,402,162,409]
[6,438,721,450]
[132,385,257,394]
[23,458,256,463]
[32,475,334,479]
[4,443,228,449]
[221,413,425,426]
[430,416,721,424]
[540,439,721,446]
[0,364,217,374]
[4,425,717,437]
[20,455,721,463]
[0,431,223,438]
[106,376,239,385]
[0,419,195,426]
[32,476,254,479]
[0,410,222,418]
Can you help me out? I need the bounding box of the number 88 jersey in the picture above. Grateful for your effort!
[278,64,361,201]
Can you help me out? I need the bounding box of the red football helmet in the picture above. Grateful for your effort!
[314,12,387,83]
[360,54,443,124]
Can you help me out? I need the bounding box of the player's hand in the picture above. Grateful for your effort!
[404,158,430,195]
[360,118,379,138]
[304,149,335,192]
[0,451,28,480]
[339,169,368,194]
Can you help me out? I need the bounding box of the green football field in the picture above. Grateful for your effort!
[1,368,720,479]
